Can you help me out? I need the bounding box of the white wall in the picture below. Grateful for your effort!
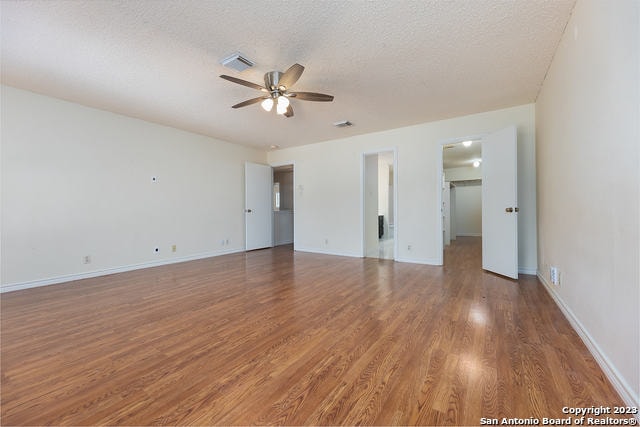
[536,0,639,406]
[454,185,482,237]
[268,103,536,269]
[445,165,482,239]
[274,211,293,246]
[444,165,482,181]
[364,154,379,257]
[1,86,266,291]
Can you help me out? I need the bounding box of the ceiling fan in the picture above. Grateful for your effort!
[220,63,334,118]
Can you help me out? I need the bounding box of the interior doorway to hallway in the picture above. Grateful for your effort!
[442,140,483,265]
[363,150,396,260]
[439,127,519,279]
[273,164,294,247]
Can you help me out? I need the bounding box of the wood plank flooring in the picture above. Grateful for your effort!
[1,237,625,425]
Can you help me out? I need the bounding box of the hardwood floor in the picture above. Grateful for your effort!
[1,238,625,425]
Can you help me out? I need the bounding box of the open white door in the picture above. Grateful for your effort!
[482,126,518,279]
[245,162,273,251]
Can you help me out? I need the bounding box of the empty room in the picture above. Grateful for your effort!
[1,0,638,425]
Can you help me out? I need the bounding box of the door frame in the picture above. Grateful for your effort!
[270,160,296,250]
[360,147,398,259]
[436,133,487,265]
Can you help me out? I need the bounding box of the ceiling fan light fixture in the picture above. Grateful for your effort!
[278,96,290,108]
[261,98,274,112]
[276,96,290,114]
[220,63,333,118]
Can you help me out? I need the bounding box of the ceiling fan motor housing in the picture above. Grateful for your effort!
[265,71,284,95]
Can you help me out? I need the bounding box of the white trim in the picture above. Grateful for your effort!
[294,246,362,258]
[537,272,640,408]
[269,160,296,169]
[394,257,442,266]
[0,248,243,293]
[517,267,537,275]
[294,248,441,267]
[436,145,444,265]
[360,154,365,257]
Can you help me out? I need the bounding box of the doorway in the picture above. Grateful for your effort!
[442,140,483,264]
[363,150,396,260]
[438,127,519,279]
[273,164,294,247]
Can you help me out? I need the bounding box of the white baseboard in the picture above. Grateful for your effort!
[275,239,294,246]
[294,248,443,267]
[0,248,244,293]
[518,267,537,275]
[537,272,639,409]
[294,247,362,258]
[394,257,442,266]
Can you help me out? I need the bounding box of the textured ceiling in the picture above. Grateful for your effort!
[1,0,575,150]
[443,141,482,169]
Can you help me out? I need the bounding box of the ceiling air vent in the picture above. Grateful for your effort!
[220,52,254,72]
[333,120,353,128]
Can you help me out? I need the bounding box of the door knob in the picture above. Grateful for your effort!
[505,207,513,213]
[246,209,252,213]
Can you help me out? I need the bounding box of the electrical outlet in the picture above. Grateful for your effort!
[550,266,560,286]
[407,244,412,251]
[225,239,229,245]
[324,238,329,245]
[171,244,176,252]
[82,255,91,264]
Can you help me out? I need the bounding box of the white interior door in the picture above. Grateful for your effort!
[245,162,273,251]
[481,126,518,279]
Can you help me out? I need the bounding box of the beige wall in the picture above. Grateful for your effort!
[536,0,639,406]
[1,86,266,290]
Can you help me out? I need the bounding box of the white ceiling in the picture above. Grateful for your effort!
[0,0,575,150]
[443,141,482,169]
